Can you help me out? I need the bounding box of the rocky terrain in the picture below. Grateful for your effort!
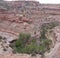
[0,0,60,58]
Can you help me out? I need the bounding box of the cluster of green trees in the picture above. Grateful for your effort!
[10,33,51,55]
[10,22,59,55]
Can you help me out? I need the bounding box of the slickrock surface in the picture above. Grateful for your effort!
[0,54,41,58]
[45,26,60,58]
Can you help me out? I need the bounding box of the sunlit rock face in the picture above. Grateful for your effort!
[0,0,41,42]
[45,26,60,58]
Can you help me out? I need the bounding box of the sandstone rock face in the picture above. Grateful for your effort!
[46,43,60,58]
[53,26,60,42]
[0,1,42,40]
[0,2,60,39]
[45,26,60,58]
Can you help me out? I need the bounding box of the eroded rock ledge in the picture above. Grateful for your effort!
[45,26,60,58]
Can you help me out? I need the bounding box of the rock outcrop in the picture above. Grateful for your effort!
[45,26,60,58]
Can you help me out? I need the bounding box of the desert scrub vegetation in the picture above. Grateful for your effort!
[10,22,59,56]
[40,21,59,40]
[10,33,52,55]
[40,22,59,52]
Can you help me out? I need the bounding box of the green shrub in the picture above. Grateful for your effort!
[19,33,31,44]
[22,39,37,54]
[10,33,31,53]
